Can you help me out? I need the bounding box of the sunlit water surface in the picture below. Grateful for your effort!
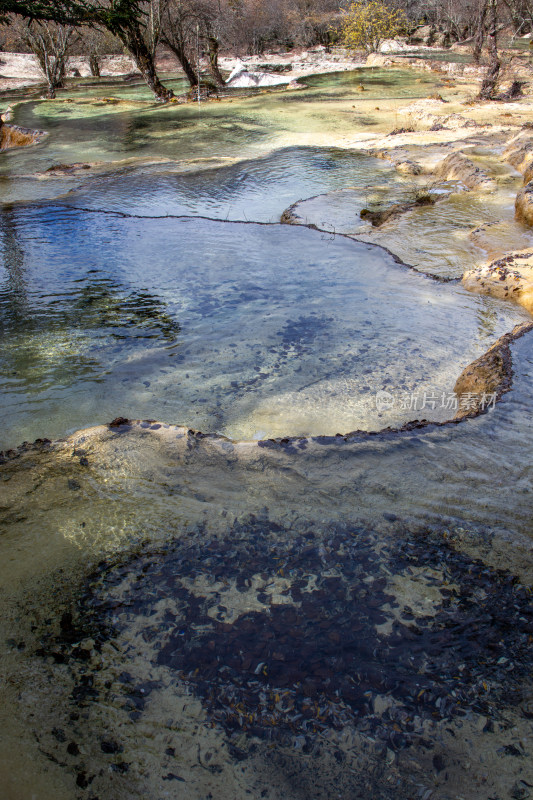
[59,146,395,222]
[0,68,442,206]
[3,205,525,447]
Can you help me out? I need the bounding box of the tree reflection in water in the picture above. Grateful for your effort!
[0,211,180,393]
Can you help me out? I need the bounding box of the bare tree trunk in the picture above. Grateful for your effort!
[478,0,501,99]
[206,35,225,87]
[162,37,198,87]
[23,22,75,100]
[473,0,488,62]
[89,53,101,77]
[119,26,174,101]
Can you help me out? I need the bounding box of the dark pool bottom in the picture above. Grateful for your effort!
[31,516,532,799]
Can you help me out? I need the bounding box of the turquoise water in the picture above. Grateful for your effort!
[0,68,441,182]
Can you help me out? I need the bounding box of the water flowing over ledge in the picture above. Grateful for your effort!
[2,319,532,463]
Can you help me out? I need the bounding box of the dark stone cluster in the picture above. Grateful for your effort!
[58,518,532,752]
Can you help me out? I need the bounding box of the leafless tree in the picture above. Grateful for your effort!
[161,0,234,90]
[500,0,533,34]
[160,0,202,87]
[22,20,79,97]
[80,0,175,101]
[120,0,175,99]
[70,26,122,76]
[477,0,501,98]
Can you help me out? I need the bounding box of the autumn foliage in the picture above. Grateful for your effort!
[341,0,407,53]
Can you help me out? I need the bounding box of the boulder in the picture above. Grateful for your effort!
[462,250,533,314]
[451,324,533,418]
[433,32,452,48]
[515,182,533,226]
[454,340,508,409]
[434,151,495,190]
[365,53,391,67]
[408,25,435,46]
[523,161,533,185]
[379,39,409,53]
[0,123,45,150]
[395,159,423,175]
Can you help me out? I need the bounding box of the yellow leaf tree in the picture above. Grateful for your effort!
[341,1,407,53]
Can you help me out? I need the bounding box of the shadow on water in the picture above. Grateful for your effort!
[0,67,445,184]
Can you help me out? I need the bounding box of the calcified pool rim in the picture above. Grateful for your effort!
[1,319,532,461]
[41,205,461,284]
[3,203,525,446]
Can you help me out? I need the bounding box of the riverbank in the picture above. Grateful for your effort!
[0,46,364,93]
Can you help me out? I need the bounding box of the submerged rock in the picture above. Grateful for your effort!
[434,151,495,190]
[280,205,300,224]
[45,162,92,174]
[360,195,435,227]
[463,250,533,313]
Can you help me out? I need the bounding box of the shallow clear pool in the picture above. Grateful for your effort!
[59,146,395,222]
[3,205,525,447]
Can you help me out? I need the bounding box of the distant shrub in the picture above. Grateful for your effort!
[340,1,407,54]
